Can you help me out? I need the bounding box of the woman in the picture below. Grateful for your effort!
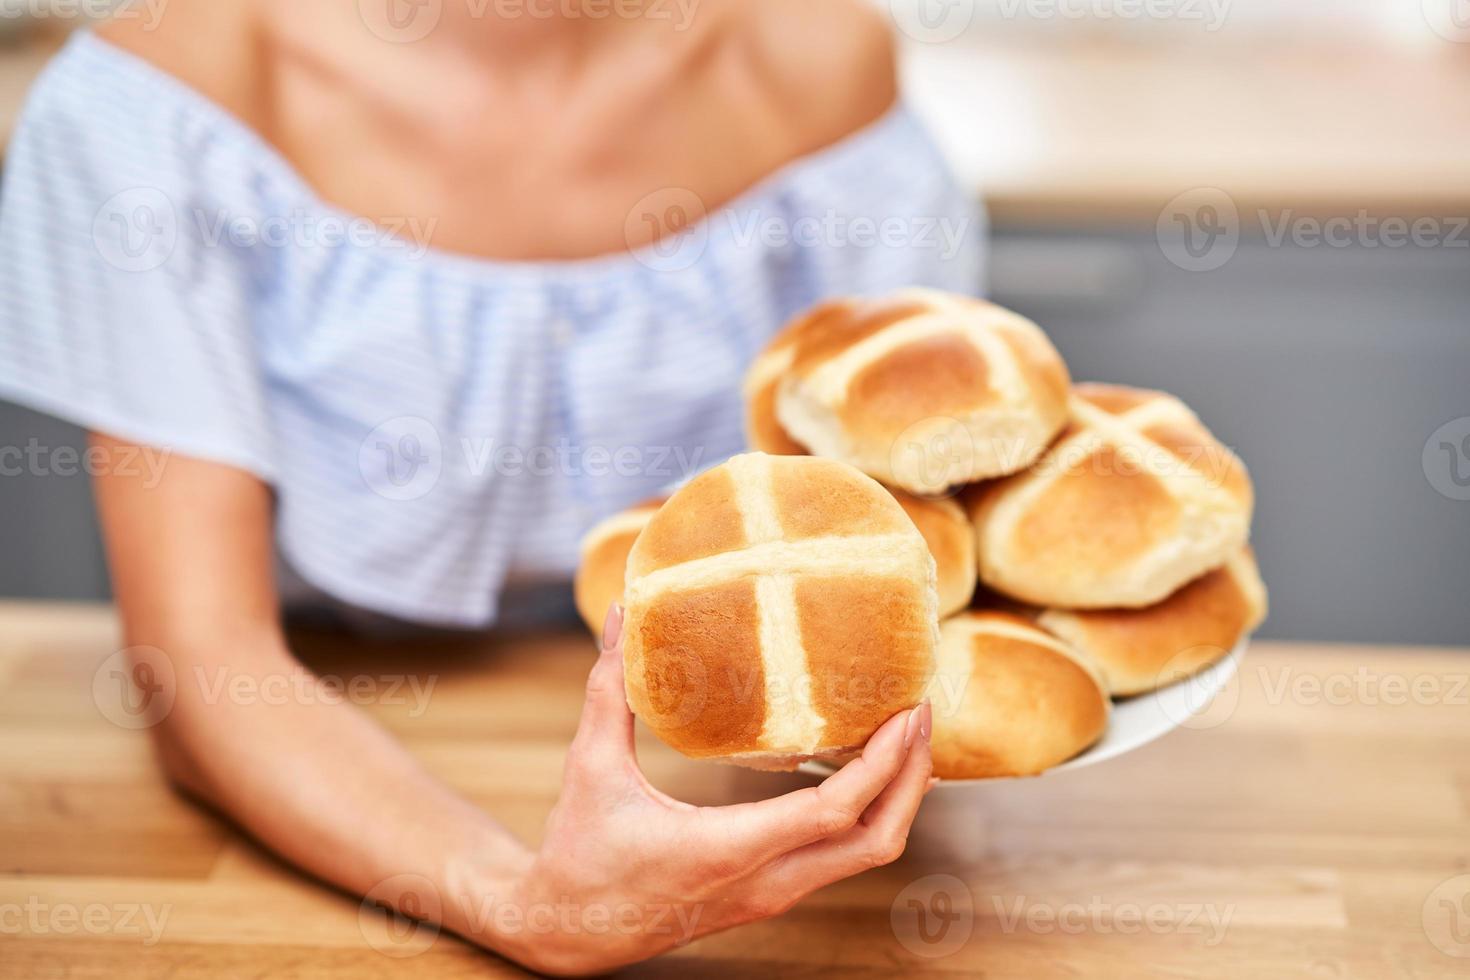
[0,0,981,971]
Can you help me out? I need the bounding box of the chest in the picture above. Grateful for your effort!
[266,66,794,262]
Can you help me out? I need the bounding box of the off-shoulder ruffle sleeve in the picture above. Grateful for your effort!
[0,37,277,480]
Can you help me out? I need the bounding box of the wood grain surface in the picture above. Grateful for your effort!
[2,600,1467,977]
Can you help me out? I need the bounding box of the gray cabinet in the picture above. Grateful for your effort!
[989,226,1470,645]
[0,403,109,600]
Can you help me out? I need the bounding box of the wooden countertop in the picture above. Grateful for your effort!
[2,600,1468,977]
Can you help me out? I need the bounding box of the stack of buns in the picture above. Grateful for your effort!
[574,288,1265,779]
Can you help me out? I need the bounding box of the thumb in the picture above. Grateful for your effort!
[570,604,636,766]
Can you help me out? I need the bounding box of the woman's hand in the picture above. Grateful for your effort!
[498,605,934,976]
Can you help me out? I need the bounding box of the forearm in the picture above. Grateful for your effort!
[90,442,543,964]
[138,632,533,954]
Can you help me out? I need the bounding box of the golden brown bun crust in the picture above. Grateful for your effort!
[742,295,907,456]
[573,499,665,634]
[838,332,992,443]
[794,575,936,750]
[628,578,769,758]
[927,611,1108,779]
[891,491,977,617]
[631,467,750,576]
[622,453,938,767]
[970,383,1254,609]
[769,455,914,541]
[747,374,809,455]
[742,290,1070,493]
[1036,547,1267,696]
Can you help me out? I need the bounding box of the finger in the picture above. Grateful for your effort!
[567,605,695,813]
[845,700,932,849]
[567,604,635,768]
[696,702,921,865]
[757,701,933,891]
[601,601,623,653]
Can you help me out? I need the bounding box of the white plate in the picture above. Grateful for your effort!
[799,639,1246,784]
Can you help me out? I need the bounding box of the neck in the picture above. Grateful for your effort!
[261,0,716,131]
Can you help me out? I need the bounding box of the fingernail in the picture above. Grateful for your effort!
[903,705,922,749]
[925,777,941,794]
[918,700,932,742]
[601,603,624,652]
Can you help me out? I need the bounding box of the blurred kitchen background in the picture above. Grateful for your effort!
[1,0,1467,644]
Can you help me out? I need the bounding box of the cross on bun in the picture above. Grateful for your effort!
[621,452,939,770]
[927,611,1109,779]
[968,383,1254,609]
[573,498,665,634]
[575,489,974,634]
[734,389,978,618]
[1034,547,1267,696]
[743,289,1070,494]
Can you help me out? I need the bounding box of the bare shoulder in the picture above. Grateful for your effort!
[94,0,270,131]
[735,0,898,151]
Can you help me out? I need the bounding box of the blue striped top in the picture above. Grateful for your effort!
[0,31,985,627]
